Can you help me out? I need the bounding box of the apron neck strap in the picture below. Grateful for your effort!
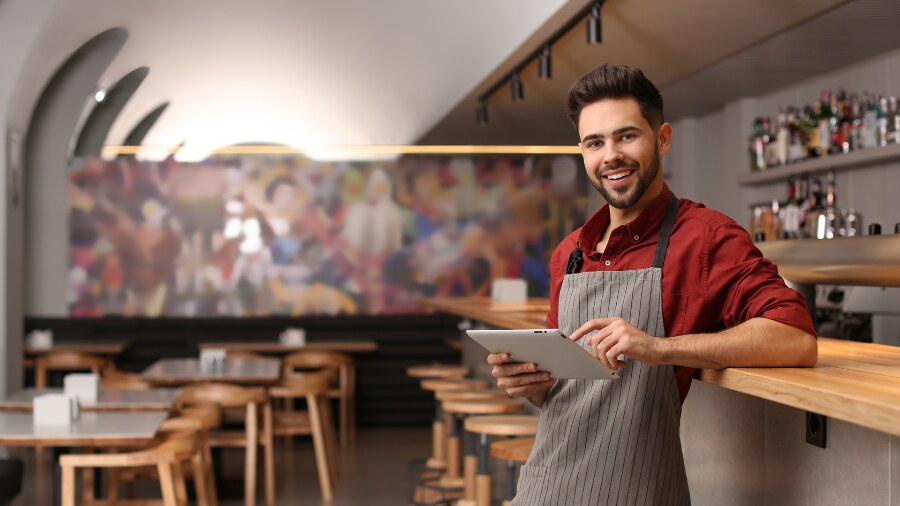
[651,192,680,269]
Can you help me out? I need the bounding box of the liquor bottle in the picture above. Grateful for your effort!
[862,93,878,148]
[805,105,821,158]
[822,172,842,239]
[878,96,890,147]
[775,109,789,166]
[763,117,779,168]
[890,96,900,144]
[818,91,833,156]
[829,90,844,155]
[850,94,863,152]
[788,107,806,163]
[782,179,800,239]
[748,117,766,171]
[797,177,811,238]
[844,208,862,237]
[805,177,826,239]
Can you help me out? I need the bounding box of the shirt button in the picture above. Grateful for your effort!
[633,234,640,241]
[604,260,611,266]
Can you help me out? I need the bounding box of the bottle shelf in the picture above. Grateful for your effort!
[738,142,900,187]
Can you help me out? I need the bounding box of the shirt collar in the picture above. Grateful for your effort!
[578,184,671,253]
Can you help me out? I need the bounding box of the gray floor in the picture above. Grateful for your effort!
[7,426,432,505]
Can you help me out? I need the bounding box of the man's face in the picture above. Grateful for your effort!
[578,98,670,209]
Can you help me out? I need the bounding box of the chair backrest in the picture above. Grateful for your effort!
[178,382,266,408]
[100,368,153,390]
[282,351,352,384]
[35,352,111,388]
[278,370,333,396]
[226,350,267,360]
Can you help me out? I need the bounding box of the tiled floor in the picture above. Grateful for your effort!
[7,426,432,505]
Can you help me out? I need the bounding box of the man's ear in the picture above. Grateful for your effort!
[657,123,673,157]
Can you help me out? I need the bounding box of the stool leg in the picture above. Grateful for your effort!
[432,399,445,462]
[505,459,517,503]
[446,413,461,479]
[475,433,492,506]
[464,423,477,500]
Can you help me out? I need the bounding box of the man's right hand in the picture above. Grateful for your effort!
[487,352,557,408]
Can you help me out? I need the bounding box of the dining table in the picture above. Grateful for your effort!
[140,357,282,386]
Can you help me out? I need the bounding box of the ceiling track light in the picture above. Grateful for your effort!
[511,70,524,101]
[476,98,489,126]
[587,1,603,44]
[538,44,552,79]
[474,1,608,123]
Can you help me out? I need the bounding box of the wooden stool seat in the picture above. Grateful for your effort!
[443,399,525,416]
[406,364,469,379]
[490,438,534,462]
[464,415,539,436]
[420,378,489,392]
[464,415,539,506]
[435,390,508,402]
[176,404,222,431]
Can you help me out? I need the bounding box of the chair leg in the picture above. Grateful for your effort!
[158,462,179,506]
[81,449,95,501]
[202,437,219,506]
[192,450,211,506]
[263,400,275,506]
[320,396,340,483]
[308,394,334,502]
[171,460,188,506]
[246,402,258,506]
[348,365,356,446]
[106,468,120,500]
[61,465,76,506]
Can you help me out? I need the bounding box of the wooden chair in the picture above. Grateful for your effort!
[464,415,539,506]
[178,383,275,506]
[100,368,153,390]
[268,370,339,501]
[60,431,210,506]
[282,351,356,447]
[35,351,110,388]
[226,350,267,360]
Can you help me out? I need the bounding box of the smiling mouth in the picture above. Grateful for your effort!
[604,170,634,181]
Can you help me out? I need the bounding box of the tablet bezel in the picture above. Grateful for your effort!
[466,328,620,380]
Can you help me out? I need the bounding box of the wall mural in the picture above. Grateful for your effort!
[67,154,588,317]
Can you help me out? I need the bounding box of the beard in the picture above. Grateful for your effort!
[590,145,660,209]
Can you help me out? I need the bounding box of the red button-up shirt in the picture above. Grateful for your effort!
[547,184,816,403]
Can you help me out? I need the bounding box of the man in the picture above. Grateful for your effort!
[488,64,817,505]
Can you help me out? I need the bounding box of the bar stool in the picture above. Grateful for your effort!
[442,399,525,503]
[405,365,469,467]
[464,415,539,506]
[419,379,489,478]
[490,438,534,506]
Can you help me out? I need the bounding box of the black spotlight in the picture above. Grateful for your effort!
[476,98,489,126]
[511,70,524,101]
[587,1,603,44]
[538,44,552,79]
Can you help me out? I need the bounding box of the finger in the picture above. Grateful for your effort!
[569,317,617,341]
[606,344,627,369]
[507,378,556,398]
[486,353,511,365]
[595,332,620,370]
[496,371,552,390]
[491,362,538,378]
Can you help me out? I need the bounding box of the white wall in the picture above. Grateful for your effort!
[0,0,59,394]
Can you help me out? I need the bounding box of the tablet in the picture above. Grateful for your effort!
[466,329,620,380]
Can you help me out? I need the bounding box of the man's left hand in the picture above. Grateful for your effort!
[569,317,666,370]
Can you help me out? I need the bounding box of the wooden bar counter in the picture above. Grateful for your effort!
[425,296,900,437]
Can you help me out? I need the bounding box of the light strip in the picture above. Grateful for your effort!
[101,145,581,156]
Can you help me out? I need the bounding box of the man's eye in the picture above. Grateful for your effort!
[620,134,635,141]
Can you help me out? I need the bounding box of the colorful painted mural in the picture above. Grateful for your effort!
[67,154,588,317]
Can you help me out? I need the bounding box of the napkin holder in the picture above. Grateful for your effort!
[279,327,306,346]
[26,329,53,349]
[64,373,99,403]
[491,278,527,303]
[33,393,79,426]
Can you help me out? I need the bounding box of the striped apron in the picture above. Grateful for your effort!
[514,193,690,506]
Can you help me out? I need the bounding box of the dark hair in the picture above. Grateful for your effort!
[566,63,664,131]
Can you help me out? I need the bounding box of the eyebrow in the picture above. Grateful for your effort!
[580,125,641,144]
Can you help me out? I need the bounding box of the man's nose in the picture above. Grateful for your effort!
[602,142,625,166]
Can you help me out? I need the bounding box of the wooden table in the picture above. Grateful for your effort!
[197,340,378,353]
[0,388,181,412]
[0,411,168,448]
[140,358,282,386]
[427,296,900,437]
[426,297,548,329]
[25,341,131,356]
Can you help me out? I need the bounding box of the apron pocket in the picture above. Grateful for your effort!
[513,465,549,506]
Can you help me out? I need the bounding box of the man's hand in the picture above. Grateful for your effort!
[569,317,666,370]
[487,353,557,408]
